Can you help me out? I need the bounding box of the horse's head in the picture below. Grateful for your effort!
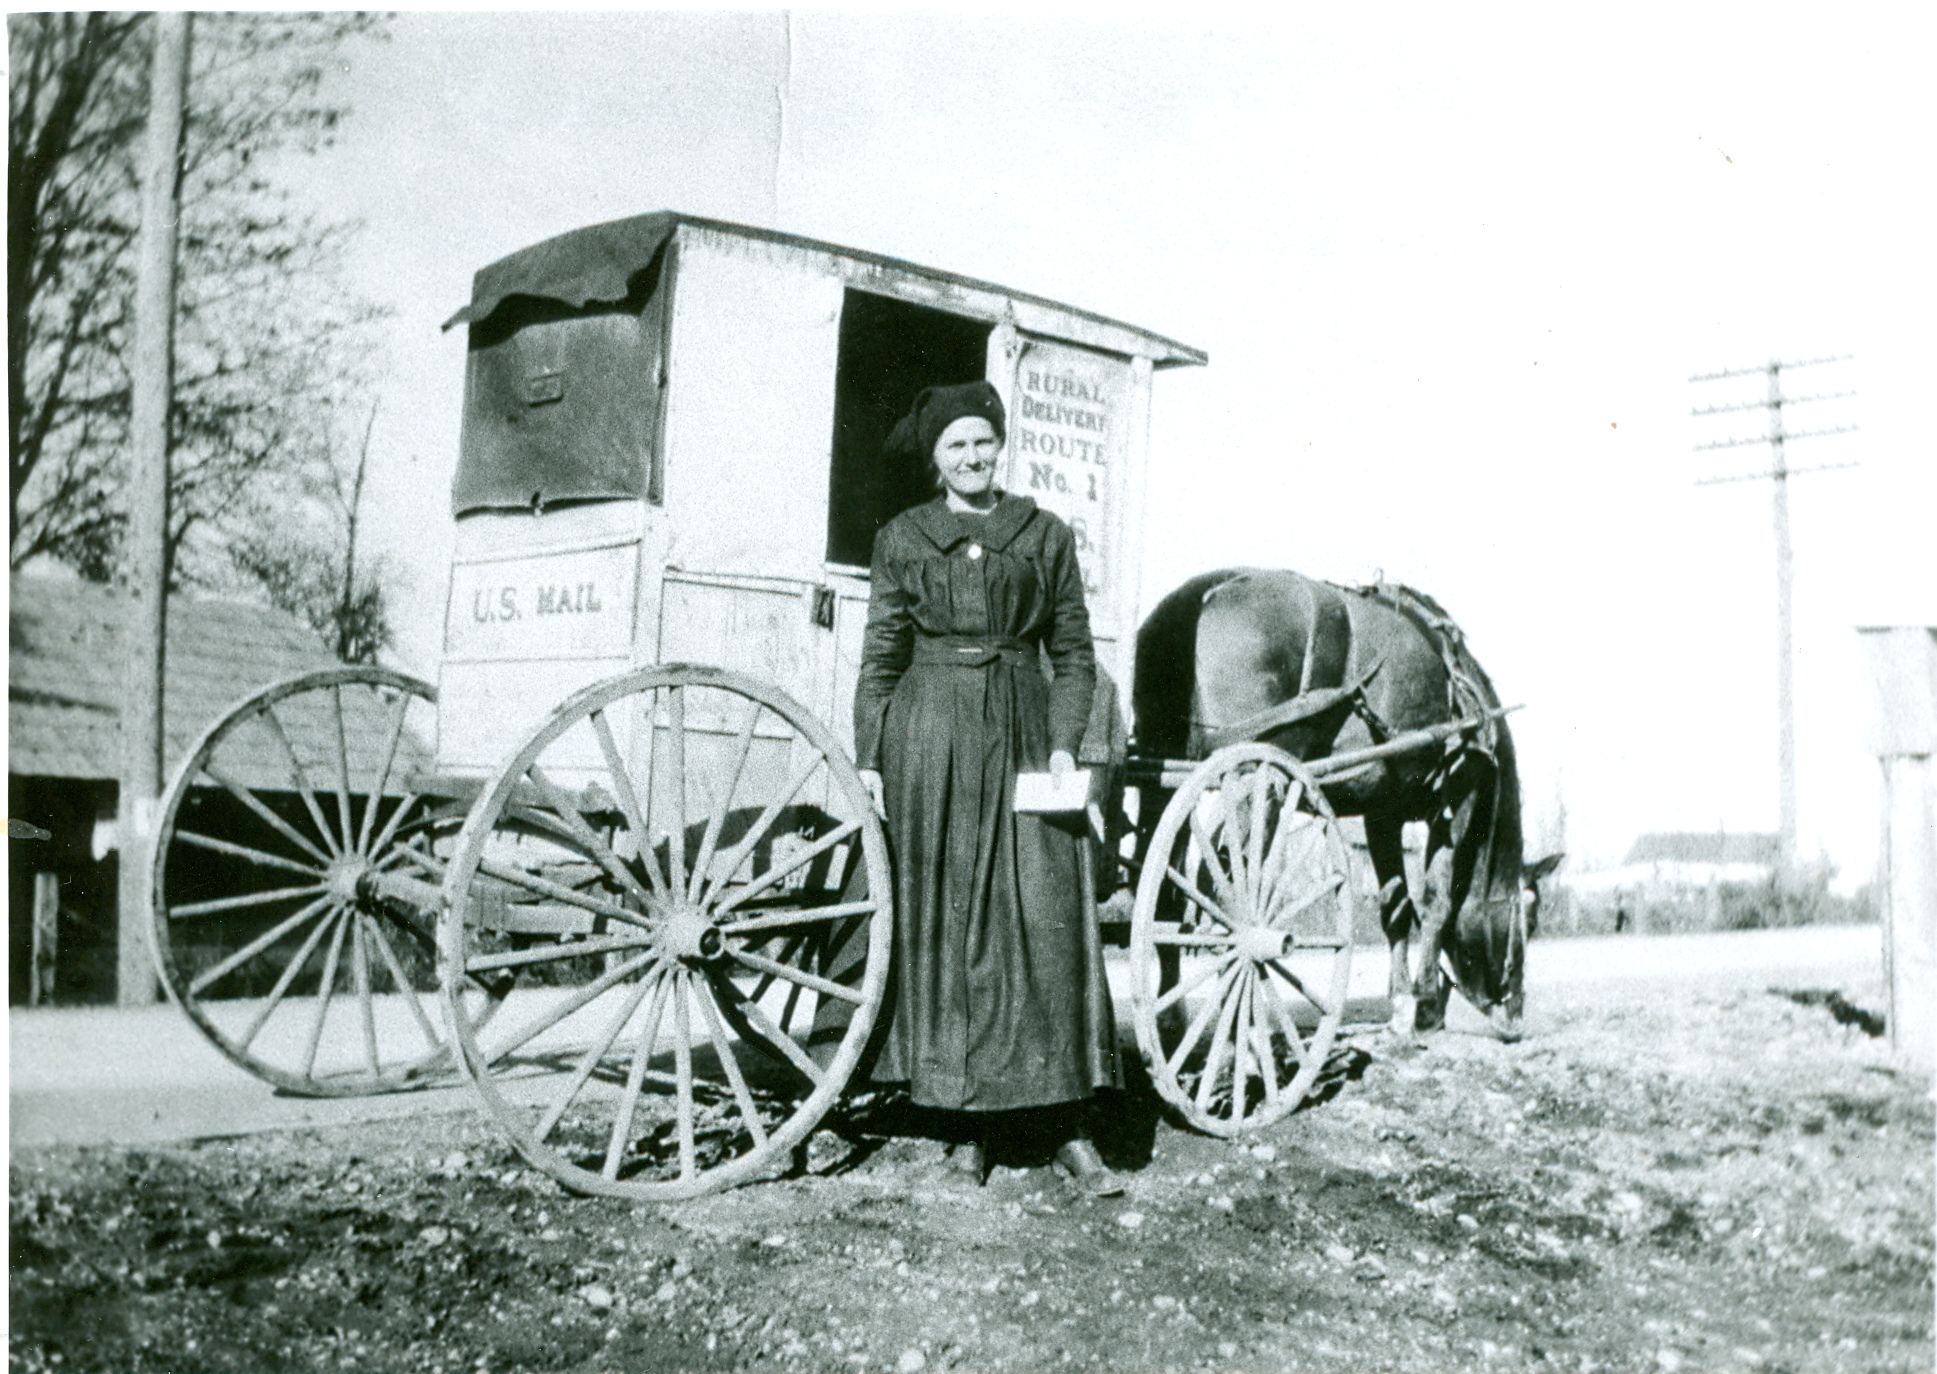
[1468,852,1563,1041]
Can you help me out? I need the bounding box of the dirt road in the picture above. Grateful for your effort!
[10,925,1930,1373]
[8,926,1883,1148]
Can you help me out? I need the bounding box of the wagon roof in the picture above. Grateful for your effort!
[443,211,1208,369]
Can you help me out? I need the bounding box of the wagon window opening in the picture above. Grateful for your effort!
[825,289,992,569]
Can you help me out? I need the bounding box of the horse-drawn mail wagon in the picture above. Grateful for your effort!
[150,213,1524,1201]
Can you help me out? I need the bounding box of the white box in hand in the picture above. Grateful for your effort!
[1013,769,1091,814]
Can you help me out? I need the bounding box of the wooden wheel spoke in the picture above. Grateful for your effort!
[350,914,380,1075]
[1264,957,1336,1021]
[331,685,356,855]
[474,855,650,929]
[172,829,322,880]
[301,911,352,1079]
[715,899,875,938]
[728,948,865,1006]
[688,699,761,903]
[1216,799,1246,916]
[364,792,426,864]
[603,971,675,1180]
[1188,805,1238,912]
[742,933,804,1004]
[367,916,443,1052]
[693,977,770,1151]
[465,932,657,974]
[665,686,689,900]
[1154,948,1238,1015]
[707,972,825,1086]
[1269,872,1346,932]
[171,882,331,921]
[1261,817,1327,917]
[1243,767,1272,916]
[699,752,825,906]
[1165,959,1240,1075]
[1163,863,1235,930]
[1194,966,1248,1115]
[1255,968,1308,1069]
[534,971,659,1144]
[1254,802,1312,916]
[357,691,414,854]
[1230,969,1257,1118]
[589,707,670,898]
[1247,972,1282,1110]
[672,970,698,1180]
[525,765,656,910]
[202,766,333,866]
[478,952,658,1065]
[260,704,342,856]
[234,901,341,1051]
[187,894,335,995]
[387,842,445,879]
[713,818,864,918]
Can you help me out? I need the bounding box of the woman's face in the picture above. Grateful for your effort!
[933,416,1002,500]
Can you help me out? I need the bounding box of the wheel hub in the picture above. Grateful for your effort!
[1236,925,1290,962]
[327,854,370,906]
[658,906,724,963]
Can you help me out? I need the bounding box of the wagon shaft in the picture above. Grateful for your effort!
[1129,704,1521,789]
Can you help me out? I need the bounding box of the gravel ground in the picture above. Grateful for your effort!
[10,954,1931,1374]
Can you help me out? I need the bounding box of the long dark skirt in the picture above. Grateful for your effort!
[870,656,1116,1112]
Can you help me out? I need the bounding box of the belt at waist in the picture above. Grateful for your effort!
[909,636,1035,668]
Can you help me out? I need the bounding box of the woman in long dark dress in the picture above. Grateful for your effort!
[854,381,1121,1193]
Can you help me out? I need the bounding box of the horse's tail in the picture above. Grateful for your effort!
[1373,583,1527,1012]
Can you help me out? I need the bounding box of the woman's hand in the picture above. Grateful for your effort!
[858,768,885,817]
[1048,750,1076,777]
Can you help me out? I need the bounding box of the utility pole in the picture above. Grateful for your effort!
[117,12,192,1005]
[1691,354,1857,866]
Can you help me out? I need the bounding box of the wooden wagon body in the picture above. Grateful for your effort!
[433,214,1205,799]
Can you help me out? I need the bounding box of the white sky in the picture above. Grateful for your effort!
[278,8,1934,883]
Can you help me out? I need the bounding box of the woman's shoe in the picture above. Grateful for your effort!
[1054,1138,1125,1197]
[947,1141,986,1183]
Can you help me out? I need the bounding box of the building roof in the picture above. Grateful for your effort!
[8,577,426,791]
[1623,831,1782,867]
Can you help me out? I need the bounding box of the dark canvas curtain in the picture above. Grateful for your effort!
[452,244,670,515]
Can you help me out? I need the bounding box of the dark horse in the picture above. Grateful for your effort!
[1133,569,1543,1039]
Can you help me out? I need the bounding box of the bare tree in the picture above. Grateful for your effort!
[8,12,389,592]
[228,397,399,665]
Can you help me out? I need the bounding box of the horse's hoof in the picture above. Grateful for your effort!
[1488,1006,1525,1043]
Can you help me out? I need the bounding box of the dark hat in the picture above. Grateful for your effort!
[887,380,1006,462]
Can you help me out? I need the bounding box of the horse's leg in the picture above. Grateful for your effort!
[1364,813,1418,1036]
[1412,833,1457,1032]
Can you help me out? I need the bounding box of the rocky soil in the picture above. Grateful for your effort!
[11,972,1931,1374]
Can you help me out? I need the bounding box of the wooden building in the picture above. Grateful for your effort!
[8,578,367,1003]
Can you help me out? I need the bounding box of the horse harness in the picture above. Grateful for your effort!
[1197,575,1503,792]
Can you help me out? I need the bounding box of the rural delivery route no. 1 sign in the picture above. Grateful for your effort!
[1004,337,1129,625]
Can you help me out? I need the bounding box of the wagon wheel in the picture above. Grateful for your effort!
[149,668,498,1097]
[1128,743,1357,1136]
[438,665,893,1201]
